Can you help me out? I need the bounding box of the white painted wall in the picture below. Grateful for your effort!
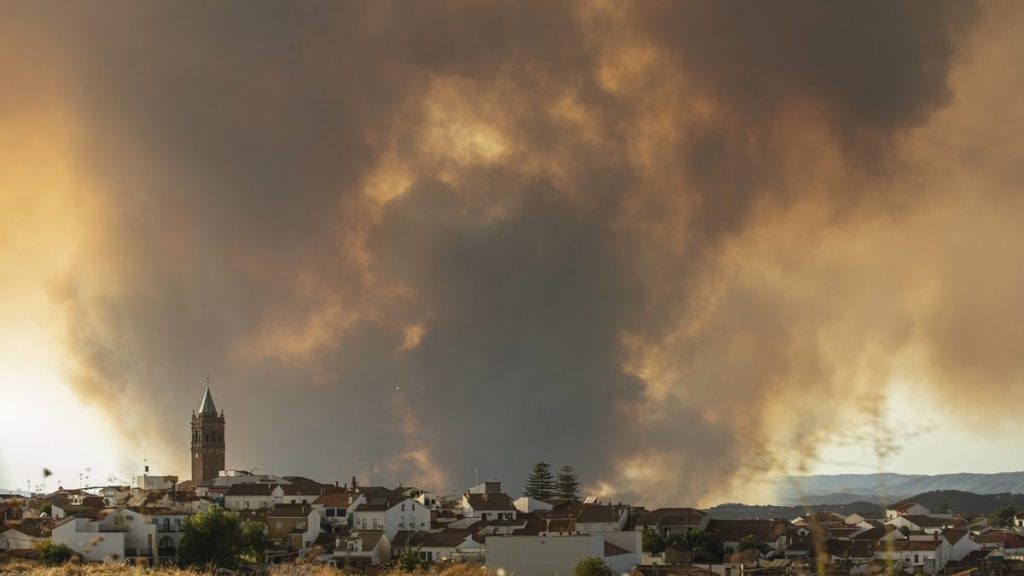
[486,534,638,576]
[0,529,47,550]
[514,497,553,514]
[52,518,126,562]
[385,499,430,537]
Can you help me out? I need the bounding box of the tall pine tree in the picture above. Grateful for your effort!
[523,461,557,499]
[556,465,581,499]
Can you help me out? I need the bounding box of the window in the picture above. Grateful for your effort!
[244,501,250,509]
[402,504,406,511]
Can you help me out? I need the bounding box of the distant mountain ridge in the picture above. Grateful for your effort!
[774,471,1024,505]
[707,489,1024,520]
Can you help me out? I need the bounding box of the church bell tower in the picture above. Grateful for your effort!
[191,383,226,483]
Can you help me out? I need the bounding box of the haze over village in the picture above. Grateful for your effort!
[3,0,1024,575]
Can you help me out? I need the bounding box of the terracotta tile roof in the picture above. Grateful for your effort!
[314,493,351,507]
[421,529,473,548]
[269,505,313,518]
[465,492,516,512]
[576,504,624,524]
[224,483,280,496]
[943,528,968,545]
[349,530,384,549]
[2,517,52,538]
[899,515,948,529]
[637,507,707,527]
[891,539,941,552]
[852,525,902,541]
[706,519,790,543]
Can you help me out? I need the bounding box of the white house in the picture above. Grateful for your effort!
[313,493,351,526]
[514,496,553,514]
[575,504,628,533]
[330,530,391,568]
[943,528,980,562]
[223,483,285,511]
[51,514,127,563]
[0,518,51,550]
[486,533,638,576]
[393,529,486,563]
[886,502,930,520]
[462,491,518,521]
[887,514,954,534]
[120,507,189,562]
[873,537,949,575]
[351,490,429,538]
[636,508,711,538]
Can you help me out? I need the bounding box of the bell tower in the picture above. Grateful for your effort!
[191,381,226,483]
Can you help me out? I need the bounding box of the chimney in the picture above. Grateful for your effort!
[352,476,358,489]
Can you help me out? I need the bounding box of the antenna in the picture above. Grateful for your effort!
[475,467,479,486]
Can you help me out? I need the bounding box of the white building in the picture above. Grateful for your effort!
[575,504,628,533]
[462,491,518,521]
[486,533,638,576]
[121,507,189,562]
[135,475,178,491]
[0,518,50,550]
[351,489,429,538]
[873,536,949,576]
[223,483,285,511]
[52,515,127,563]
[514,496,553,514]
[330,531,391,568]
[886,502,930,520]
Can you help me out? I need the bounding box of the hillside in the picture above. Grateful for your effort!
[709,489,1024,520]
[775,471,1024,504]
[897,490,1024,516]
[706,501,883,520]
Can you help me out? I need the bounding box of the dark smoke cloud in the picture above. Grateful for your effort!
[4,0,1019,504]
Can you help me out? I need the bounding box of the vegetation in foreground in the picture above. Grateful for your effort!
[0,559,497,576]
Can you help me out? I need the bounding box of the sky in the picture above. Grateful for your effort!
[2,1,1024,506]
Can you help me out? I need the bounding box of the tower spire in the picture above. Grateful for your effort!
[199,382,217,415]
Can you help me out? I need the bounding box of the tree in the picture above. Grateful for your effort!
[36,542,75,565]
[642,527,667,554]
[523,461,557,499]
[240,517,267,563]
[397,545,429,571]
[674,529,723,563]
[737,534,769,555]
[575,556,615,576]
[178,505,265,568]
[990,506,1016,528]
[556,465,581,499]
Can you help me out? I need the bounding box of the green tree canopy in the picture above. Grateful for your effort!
[36,542,75,565]
[990,506,1016,528]
[576,556,615,576]
[397,545,430,571]
[178,505,266,568]
[737,534,769,555]
[674,529,724,563]
[556,465,581,500]
[524,461,557,499]
[642,527,667,554]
